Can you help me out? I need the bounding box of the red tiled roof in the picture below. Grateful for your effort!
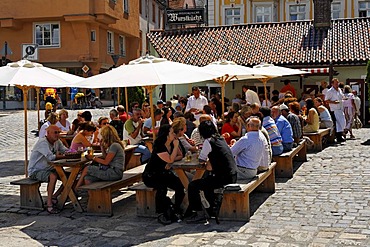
[148,18,370,66]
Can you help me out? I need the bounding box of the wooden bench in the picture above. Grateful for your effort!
[219,162,276,221]
[79,164,145,216]
[129,183,157,217]
[303,128,330,151]
[130,162,277,222]
[10,178,44,210]
[272,139,307,178]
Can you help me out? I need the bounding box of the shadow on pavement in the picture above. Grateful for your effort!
[0,160,25,178]
[0,187,248,246]
[274,161,305,184]
[361,139,370,145]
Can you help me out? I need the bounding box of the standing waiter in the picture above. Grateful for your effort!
[325,78,346,142]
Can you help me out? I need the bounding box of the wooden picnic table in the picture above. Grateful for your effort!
[171,154,206,190]
[48,158,90,212]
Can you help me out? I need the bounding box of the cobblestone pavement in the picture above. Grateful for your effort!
[0,109,369,246]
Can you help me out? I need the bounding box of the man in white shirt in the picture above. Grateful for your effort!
[185,86,208,120]
[325,78,346,142]
[242,85,260,105]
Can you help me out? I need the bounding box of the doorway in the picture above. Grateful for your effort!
[346,78,367,124]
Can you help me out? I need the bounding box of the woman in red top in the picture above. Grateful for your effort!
[221,111,242,145]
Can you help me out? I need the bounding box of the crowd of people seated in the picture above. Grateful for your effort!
[29,80,359,219]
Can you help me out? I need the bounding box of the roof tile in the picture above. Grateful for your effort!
[148,18,370,66]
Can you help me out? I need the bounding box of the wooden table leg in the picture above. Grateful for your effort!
[55,167,83,212]
[193,169,205,181]
[174,168,190,190]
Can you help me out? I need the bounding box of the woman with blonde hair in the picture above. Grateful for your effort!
[56,109,71,133]
[75,125,125,189]
[39,112,59,138]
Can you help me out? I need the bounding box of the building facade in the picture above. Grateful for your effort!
[0,0,140,108]
[139,0,166,56]
[193,0,370,26]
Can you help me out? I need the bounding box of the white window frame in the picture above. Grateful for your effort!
[288,4,307,21]
[358,1,370,17]
[253,3,273,23]
[107,31,114,54]
[331,2,343,19]
[224,7,242,25]
[34,22,60,48]
[123,0,129,14]
[119,35,126,57]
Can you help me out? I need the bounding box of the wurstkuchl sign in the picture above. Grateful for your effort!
[166,8,205,25]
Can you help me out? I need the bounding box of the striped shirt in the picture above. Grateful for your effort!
[286,112,302,139]
[262,116,283,147]
[191,128,204,147]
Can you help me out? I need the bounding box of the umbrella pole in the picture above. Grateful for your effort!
[263,78,268,105]
[35,87,40,131]
[117,87,120,105]
[125,87,129,113]
[18,86,31,177]
[258,78,270,106]
[221,83,225,119]
[215,75,235,120]
[144,85,157,140]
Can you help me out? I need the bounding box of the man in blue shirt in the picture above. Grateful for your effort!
[230,118,270,180]
[271,106,294,152]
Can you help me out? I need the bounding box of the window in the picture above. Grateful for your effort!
[34,23,60,47]
[123,0,129,14]
[225,8,241,25]
[107,31,114,54]
[359,1,370,17]
[152,3,156,22]
[255,5,272,23]
[332,2,341,19]
[91,30,96,42]
[139,31,143,55]
[119,35,126,57]
[289,5,306,21]
[139,0,142,14]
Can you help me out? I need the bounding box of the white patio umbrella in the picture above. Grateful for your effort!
[0,60,83,176]
[76,55,224,138]
[252,63,308,102]
[204,60,266,118]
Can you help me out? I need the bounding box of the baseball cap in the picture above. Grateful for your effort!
[157,100,164,105]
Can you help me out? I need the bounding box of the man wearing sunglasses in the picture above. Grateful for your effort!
[28,125,68,214]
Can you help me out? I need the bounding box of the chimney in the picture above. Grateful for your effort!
[313,0,333,29]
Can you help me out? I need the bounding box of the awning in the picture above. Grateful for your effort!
[300,67,329,74]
